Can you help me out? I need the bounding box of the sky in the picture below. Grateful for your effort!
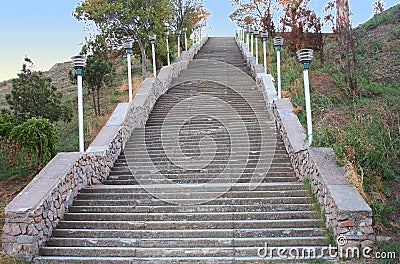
[0,0,399,82]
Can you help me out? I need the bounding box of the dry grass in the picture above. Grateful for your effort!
[345,162,369,202]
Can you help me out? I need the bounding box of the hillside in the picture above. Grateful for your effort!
[0,62,75,108]
[274,4,400,254]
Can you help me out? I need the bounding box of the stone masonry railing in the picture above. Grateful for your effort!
[236,37,375,249]
[1,37,209,260]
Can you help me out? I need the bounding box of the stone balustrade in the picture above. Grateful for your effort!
[236,37,375,248]
[1,37,208,260]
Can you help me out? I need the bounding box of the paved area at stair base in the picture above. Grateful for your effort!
[33,38,330,262]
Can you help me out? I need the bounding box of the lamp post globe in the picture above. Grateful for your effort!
[176,30,182,58]
[71,55,87,153]
[253,29,259,65]
[297,49,314,146]
[123,40,134,103]
[246,25,250,50]
[273,37,284,99]
[249,27,254,57]
[149,34,157,78]
[164,32,171,66]
[183,27,188,51]
[261,31,268,74]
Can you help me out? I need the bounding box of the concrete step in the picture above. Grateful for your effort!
[63,211,318,222]
[56,219,323,230]
[67,204,314,213]
[74,190,309,200]
[72,196,313,206]
[35,254,333,264]
[102,177,297,185]
[39,245,329,258]
[81,182,304,193]
[51,227,325,239]
[45,236,327,248]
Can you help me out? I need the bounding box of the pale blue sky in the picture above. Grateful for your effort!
[0,0,398,82]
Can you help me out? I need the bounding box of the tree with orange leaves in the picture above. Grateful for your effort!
[229,0,276,37]
[171,0,210,32]
[277,0,322,52]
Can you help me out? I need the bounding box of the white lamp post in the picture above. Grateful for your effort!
[241,24,245,42]
[164,32,170,66]
[261,31,268,74]
[149,34,157,78]
[176,30,181,58]
[191,28,195,46]
[254,29,259,65]
[71,55,87,153]
[183,28,188,51]
[273,37,284,99]
[297,49,314,146]
[250,28,254,57]
[246,25,250,51]
[123,40,134,103]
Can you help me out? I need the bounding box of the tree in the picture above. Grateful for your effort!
[373,0,385,14]
[325,0,358,95]
[277,0,322,51]
[336,0,350,31]
[6,59,72,123]
[82,36,115,116]
[75,0,173,81]
[170,0,210,41]
[230,0,276,36]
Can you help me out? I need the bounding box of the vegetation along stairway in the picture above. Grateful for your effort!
[36,37,329,263]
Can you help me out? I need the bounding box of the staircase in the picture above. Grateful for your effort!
[36,38,328,263]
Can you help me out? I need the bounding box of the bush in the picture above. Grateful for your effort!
[10,117,58,169]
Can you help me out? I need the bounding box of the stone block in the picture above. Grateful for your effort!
[327,185,372,213]
[309,148,348,185]
[4,152,80,214]
[105,103,129,127]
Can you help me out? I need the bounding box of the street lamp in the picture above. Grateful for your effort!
[149,34,157,78]
[246,25,250,51]
[164,32,171,66]
[273,37,284,99]
[297,48,314,146]
[241,24,245,42]
[123,40,134,103]
[261,31,268,74]
[254,29,259,65]
[71,55,87,153]
[183,28,188,51]
[176,30,182,58]
[250,28,254,57]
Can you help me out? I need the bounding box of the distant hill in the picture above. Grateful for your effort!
[0,62,75,109]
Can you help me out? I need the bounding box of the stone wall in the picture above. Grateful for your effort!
[1,37,208,260]
[236,37,375,248]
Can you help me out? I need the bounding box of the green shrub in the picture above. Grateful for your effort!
[11,117,58,169]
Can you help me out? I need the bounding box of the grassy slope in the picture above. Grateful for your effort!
[269,5,400,258]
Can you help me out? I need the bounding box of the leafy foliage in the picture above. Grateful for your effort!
[75,0,174,80]
[277,0,322,52]
[230,0,276,37]
[10,117,58,169]
[6,60,72,123]
[82,36,115,116]
[171,0,210,33]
